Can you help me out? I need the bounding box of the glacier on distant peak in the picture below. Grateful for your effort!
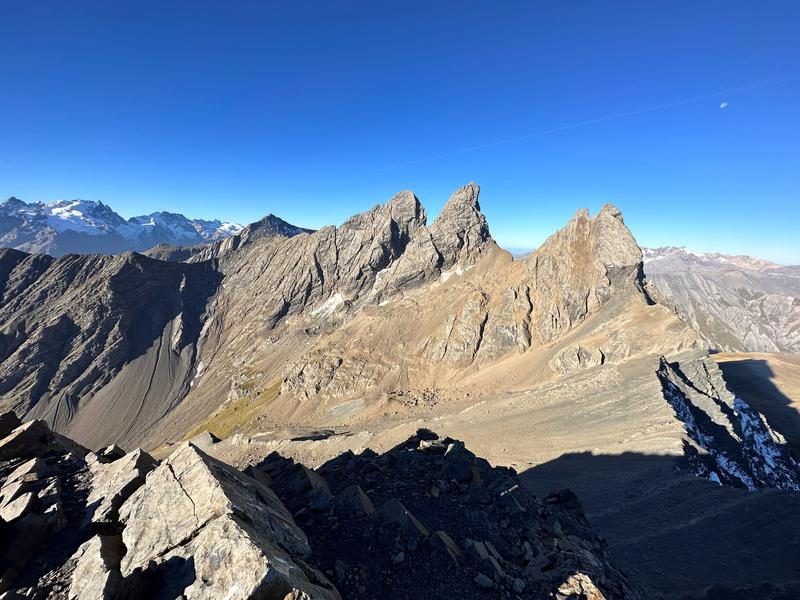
[0,196,244,256]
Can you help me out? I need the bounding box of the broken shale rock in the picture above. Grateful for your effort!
[0,415,340,600]
[85,448,157,527]
[1,415,636,599]
[264,429,640,600]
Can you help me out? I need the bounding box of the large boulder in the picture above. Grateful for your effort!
[118,442,339,599]
[85,448,157,526]
[68,535,126,600]
[0,421,52,461]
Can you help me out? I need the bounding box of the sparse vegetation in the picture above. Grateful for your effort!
[183,379,282,440]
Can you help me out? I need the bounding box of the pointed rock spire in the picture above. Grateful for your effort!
[525,203,645,343]
[369,183,493,300]
[429,183,492,270]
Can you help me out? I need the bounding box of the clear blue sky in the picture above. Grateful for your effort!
[2,2,799,262]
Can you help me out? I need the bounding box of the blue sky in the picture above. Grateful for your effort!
[2,2,799,262]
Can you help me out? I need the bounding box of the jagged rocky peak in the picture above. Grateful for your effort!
[554,202,642,273]
[428,182,492,269]
[243,213,314,240]
[313,190,428,285]
[369,183,493,300]
[339,189,427,248]
[521,203,645,344]
[386,188,428,226]
[3,196,26,207]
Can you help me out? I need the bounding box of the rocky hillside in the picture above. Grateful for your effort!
[0,249,221,448]
[149,184,673,450]
[0,413,639,599]
[643,247,800,352]
[0,197,244,256]
[657,355,800,491]
[2,183,667,450]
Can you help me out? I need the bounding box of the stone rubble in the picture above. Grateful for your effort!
[259,428,641,600]
[0,413,641,599]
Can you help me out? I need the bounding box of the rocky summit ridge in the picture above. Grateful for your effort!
[0,413,638,599]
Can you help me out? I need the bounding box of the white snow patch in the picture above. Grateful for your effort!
[46,201,110,235]
[440,264,472,283]
[189,360,206,388]
[312,292,345,317]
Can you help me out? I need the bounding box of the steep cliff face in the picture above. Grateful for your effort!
[0,249,220,448]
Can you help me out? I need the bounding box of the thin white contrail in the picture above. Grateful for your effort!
[373,75,798,173]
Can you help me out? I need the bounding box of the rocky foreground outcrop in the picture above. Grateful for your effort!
[0,413,338,599]
[0,413,638,599]
[657,356,800,491]
[259,429,640,600]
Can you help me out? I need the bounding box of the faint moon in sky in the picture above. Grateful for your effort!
[719,101,729,109]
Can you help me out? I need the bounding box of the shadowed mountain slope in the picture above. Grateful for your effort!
[0,249,221,448]
[520,451,800,600]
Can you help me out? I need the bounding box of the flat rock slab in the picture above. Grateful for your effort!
[118,442,339,599]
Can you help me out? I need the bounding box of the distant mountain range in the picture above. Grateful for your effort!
[643,246,800,352]
[0,196,244,256]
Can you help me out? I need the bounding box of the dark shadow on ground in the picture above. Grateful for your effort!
[717,358,800,455]
[519,452,800,600]
[291,429,336,442]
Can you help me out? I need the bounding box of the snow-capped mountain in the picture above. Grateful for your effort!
[0,197,243,256]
